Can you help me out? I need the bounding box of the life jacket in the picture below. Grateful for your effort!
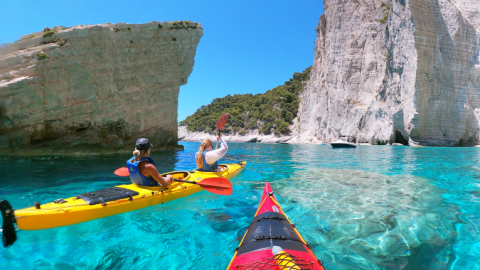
[196,151,218,172]
[126,156,158,186]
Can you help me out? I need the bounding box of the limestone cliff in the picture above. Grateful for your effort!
[292,0,480,146]
[0,22,203,155]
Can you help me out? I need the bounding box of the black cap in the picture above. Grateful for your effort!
[135,138,153,150]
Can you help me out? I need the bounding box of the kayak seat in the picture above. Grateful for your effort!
[76,187,139,205]
[236,211,308,256]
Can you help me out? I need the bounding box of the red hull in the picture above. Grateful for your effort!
[227,182,325,270]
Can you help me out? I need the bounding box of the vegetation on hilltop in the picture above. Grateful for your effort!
[180,66,311,135]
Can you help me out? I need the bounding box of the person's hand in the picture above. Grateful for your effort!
[217,136,221,141]
[166,174,173,185]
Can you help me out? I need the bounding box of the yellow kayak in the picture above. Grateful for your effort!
[8,162,246,231]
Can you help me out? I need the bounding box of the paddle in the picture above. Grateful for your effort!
[113,168,232,195]
[114,167,130,176]
[174,177,232,195]
[215,113,229,149]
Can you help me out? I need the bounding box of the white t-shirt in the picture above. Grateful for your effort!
[196,138,228,166]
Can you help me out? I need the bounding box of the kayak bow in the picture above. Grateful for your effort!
[227,182,325,270]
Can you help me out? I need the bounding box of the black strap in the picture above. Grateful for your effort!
[256,215,285,222]
[239,234,306,247]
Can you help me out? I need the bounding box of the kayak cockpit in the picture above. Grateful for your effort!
[160,171,190,180]
[193,161,246,174]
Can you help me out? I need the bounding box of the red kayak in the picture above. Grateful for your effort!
[227,182,325,270]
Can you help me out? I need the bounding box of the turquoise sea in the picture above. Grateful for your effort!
[1,142,479,269]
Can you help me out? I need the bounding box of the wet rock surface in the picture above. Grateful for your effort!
[273,168,459,269]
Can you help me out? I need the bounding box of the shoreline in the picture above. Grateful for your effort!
[178,126,407,145]
[178,126,293,144]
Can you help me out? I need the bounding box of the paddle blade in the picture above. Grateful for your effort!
[114,167,130,177]
[198,177,233,195]
[216,113,229,131]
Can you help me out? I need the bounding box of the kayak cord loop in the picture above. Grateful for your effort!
[54,198,67,204]
[1,200,17,248]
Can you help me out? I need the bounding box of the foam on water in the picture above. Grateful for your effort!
[0,143,479,269]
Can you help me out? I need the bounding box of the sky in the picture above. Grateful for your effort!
[0,0,324,122]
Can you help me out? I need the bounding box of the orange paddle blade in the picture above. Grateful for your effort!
[198,177,233,195]
[114,167,130,177]
[216,113,229,131]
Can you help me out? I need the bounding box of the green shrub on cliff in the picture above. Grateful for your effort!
[37,52,48,60]
[380,3,391,23]
[56,38,65,46]
[180,66,311,135]
[43,30,57,38]
[171,20,198,29]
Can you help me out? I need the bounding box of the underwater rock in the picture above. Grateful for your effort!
[273,168,459,269]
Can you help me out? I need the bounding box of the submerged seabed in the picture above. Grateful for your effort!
[0,143,479,269]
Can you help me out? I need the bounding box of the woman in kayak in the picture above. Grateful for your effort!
[127,138,173,186]
[195,136,228,172]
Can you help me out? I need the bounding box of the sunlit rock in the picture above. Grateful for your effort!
[292,0,480,146]
[0,22,203,154]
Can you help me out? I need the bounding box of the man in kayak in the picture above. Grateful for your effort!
[195,136,228,172]
[127,138,173,186]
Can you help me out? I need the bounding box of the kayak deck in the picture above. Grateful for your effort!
[14,161,246,230]
[227,182,324,270]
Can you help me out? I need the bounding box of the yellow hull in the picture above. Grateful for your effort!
[14,162,246,230]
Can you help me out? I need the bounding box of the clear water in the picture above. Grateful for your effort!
[0,143,479,269]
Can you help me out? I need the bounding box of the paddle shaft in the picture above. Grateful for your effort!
[215,113,228,150]
[215,130,221,149]
[173,178,199,184]
[173,177,232,195]
[174,178,228,186]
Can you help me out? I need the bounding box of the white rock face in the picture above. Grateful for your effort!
[291,0,480,146]
[0,22,203,154]
[178,125,293,144]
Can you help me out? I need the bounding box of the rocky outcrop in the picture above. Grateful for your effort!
[291,0,480,146]
[0,22,202,155]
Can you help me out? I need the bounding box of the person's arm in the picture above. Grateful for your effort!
[141,163,173,187]
[205,137,228,164]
